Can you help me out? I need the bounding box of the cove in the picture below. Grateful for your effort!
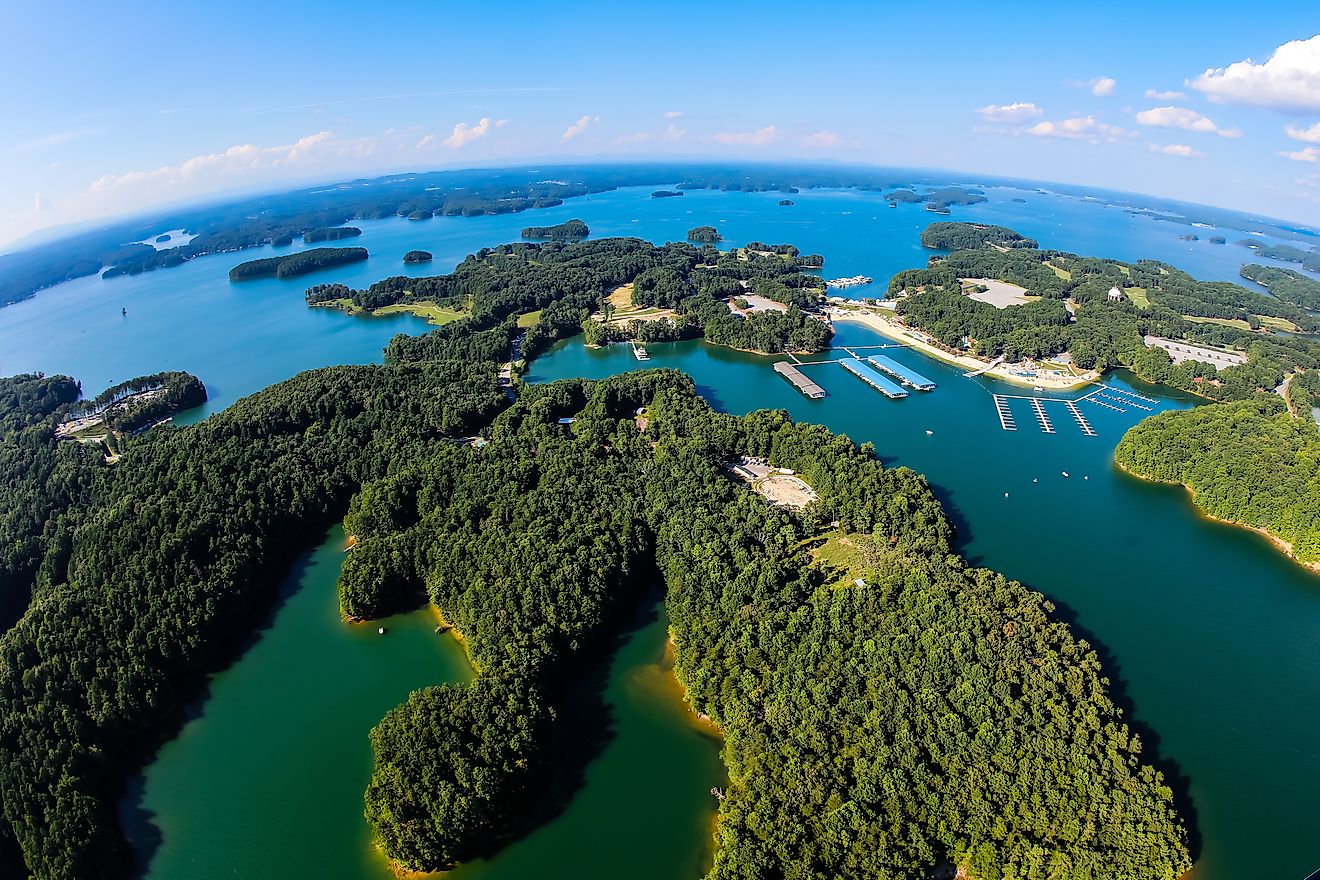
[121,528,724,880]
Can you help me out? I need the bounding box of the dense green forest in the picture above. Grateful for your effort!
[687,225,722,243]
[888,223,1320,399]
[340,370,1190,879]
[520,219,589,240]
[0,360,508,879]
[228,246,368,281]
[1115,397,1320,565]
[303,226,362,243]
[306,235,833,356]
[1235,240,1320,272]
[651,190,684,198]
[920,221,1039,250]
[403,249,433,263]
[1239,263,1320,310]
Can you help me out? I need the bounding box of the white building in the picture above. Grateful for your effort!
[1107,286,1124,303]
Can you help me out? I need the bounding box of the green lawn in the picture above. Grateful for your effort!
[516,309,542,328]
[1125,287,1150,308]
[373,301,466,326]
[808,532,870,588]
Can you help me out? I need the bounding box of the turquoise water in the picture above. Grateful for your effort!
[4,181,1318,879]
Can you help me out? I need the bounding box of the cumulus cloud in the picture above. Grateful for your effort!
[804,130,840,147]
[1286,121,1320,143]
[712,125,780,146]
[975,102,1043,124]
[90,131,337,193]
[662,122,686,142]
[562,115,599,140]
[1090,76,1117,96]
[1135,106,1241,137]
[1024,116,1135,143]
[1149,143,1202,157]
[1145,88,1188,101]
[1281,146,1320,162]
[416,133,435,149]
[441,118,493,148]
[1188,35,1320,112]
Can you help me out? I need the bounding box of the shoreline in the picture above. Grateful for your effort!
[1115,460,1320,575]
[831,310,1100,391]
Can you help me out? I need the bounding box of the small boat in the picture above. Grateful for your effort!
[1061,471,1070,478]
[1033,385,1044,392]
[1004,492,1009,498]
[925,430,933,435]
[377,627,386,635]
[1033,478,1038,483]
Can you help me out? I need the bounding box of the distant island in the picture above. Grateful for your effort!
[1236,239,1320,272]
[521,218,589,240]
[650,190,683,198]
[1179,234,1199,242]
[921,222,1037,250]
[686,225,722,243]
[407,209,433,221]
[1210,236,1226,244]
[229,247,368,281]
[304,226,362,243]
[778,199,794,206]
[403,250,433,264]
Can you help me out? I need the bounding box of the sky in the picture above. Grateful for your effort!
[5,1,1320,248]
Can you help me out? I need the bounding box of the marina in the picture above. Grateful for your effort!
[865,354,936,390]
[1030,397,1055,434]
[993,395,1017,431]
[839,357,908,398]
[772,361,826,398]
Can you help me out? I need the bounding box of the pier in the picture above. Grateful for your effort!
[1030,398,1055,433]
[993,395,1017,431]
[631,342,650,361]
[1067,401,1096,436]
[839,358,908,398]
[1085,396,1125,412]
[772,361,826,399]
[865,354,936,390]
[1100,385,1154,410]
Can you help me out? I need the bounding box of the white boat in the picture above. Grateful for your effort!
[377,627,386,635]
[925,430,933,435]
[1061,471,1069,478]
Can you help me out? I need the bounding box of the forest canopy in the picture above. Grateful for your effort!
[229,246,368,281]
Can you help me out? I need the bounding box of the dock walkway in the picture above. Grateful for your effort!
[1030,398,1055,433]
[840,358,908,398]
[1067,401,1096,436]
[993,395,1017,431]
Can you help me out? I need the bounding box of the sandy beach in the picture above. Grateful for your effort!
[829,309,1099,391]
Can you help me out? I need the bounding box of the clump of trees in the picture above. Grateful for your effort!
[303,226,362,243]
[229,247,368,281]
[403,250,433,264]
[921,221,1038,250]
[686,226,722,243]
[1240,263,1320,310]
[520,219,589,240]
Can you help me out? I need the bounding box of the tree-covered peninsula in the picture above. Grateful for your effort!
[520,218,589,240]
[1115,396,1320,567]
[303,226,362,243]
[343,370,1190,879]
[686,225,722,243]
[229,246,368,281]
[1240,263,1320,310]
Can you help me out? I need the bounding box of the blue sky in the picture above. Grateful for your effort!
[5,1,1320,247]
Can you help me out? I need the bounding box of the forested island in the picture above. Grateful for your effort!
[1236,239,1320,272]
[920,221,1038,250]
[403,249,433,264]
[303,226,362,243]
[306,235,833,356]
[686,225,721,243]
[650,190,684,198]
[229,246,368,281]
[778,199,794,206]
[886,222,1320,397]
[1240,263,1320,309]
[520,219,589,240]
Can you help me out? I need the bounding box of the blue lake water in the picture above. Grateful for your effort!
[4,181,1319,880]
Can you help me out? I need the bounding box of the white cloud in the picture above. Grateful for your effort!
[1135,106,1241,137]
[1281,146,1320,162]
[562,115,599,140]
[33,192,48,214]
[1285,121,1320,143]
[804,130,840,147]
[975,102,1043,124]
[665,110,684,119]
[1188,35,1320,112]
[1024,116,1135,143]
[1149,143,1202,157]
[89,131,337,193]
[712,125,780,146]
[441,117,493,148]
[1090,76,1117,96]
[1145,88,1188,101]
[662,123,686,142]
[416,133,435,150]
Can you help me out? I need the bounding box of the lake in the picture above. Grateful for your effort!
[4,182,1318,880]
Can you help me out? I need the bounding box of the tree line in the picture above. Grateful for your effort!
[229,247,368,281]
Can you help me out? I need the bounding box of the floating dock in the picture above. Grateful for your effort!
[1105,385,1157,405]
[632,342,650,361]
[773,361,826,399]
[866,354,936,390]
[1101,386,1153,410]
[1030,398,1055,433]
[993,395,1017,431]
[1085,396,1125,412]
[840,358,908,398]
[1067,401,1096,436]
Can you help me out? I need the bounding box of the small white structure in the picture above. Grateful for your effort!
[1107,286,1124,303]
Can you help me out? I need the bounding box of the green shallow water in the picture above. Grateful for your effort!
[0,181,1306,880]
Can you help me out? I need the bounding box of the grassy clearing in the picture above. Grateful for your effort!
[1125,287,1150,308]
[808,532,870,588]
[1186,315,1253,331]
[373,301,466,326]
[1257,314,1301,332]
[516,310,542,328]
[1044,262,1072,281]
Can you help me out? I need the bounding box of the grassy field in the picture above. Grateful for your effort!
[808,532,870,588]
[516,309,542,328]
[1186,315,1254,331]
[1044,262,1072,281]
[372,301,466,326]
[1125,287,1150,308]
[1256,314,1301,332]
